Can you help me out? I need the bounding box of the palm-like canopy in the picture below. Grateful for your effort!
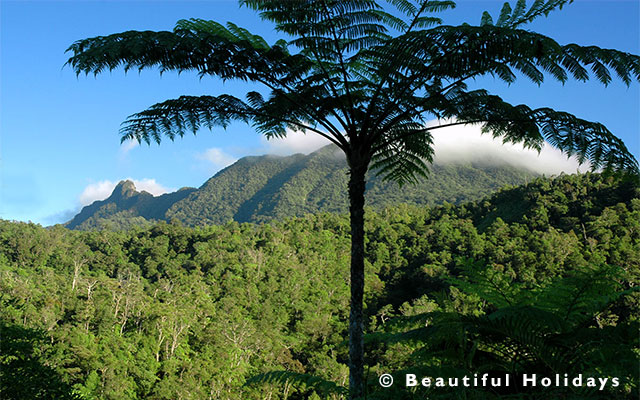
[68,0,639,179]
[66,1,639,398]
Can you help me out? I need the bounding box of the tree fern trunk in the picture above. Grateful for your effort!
[348,164,367,400]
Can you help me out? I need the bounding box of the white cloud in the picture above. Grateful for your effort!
[197,147,237,170]
[260,130,332,155]
[79,178,172,206]
[79,181,116,205]
[119,139,139,155]
[255,124,587,175]
[428,122,589,175]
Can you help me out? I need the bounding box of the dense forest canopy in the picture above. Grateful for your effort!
[1,173,638,399]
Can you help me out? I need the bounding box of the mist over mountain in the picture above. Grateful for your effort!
[65,145,539,230]
[259,124,590,174]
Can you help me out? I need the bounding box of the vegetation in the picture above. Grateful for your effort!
[2,173,638,399]
[65,1,640,395]
[66,145,537,230]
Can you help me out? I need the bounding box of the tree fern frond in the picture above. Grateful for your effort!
[369,9,409,31]
[385,0,418,18]
[371,125,434,185]
[532,108,640,174]
[67,18,315,88]
[426,89,639,175]
[496,2,512,27]
[488,0,575,28]
[480,11,494,26]
[420,1,456,14]
[120,95,254,144]
[510,0,527,25]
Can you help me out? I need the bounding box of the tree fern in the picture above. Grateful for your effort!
[66,1,640,397]
[371,263,639,399]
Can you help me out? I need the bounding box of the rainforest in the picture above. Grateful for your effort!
[1,172,638,399]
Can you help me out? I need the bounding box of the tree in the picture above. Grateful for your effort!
[66,1,639,398]
[0,321,80,400]
[372,263,639,399]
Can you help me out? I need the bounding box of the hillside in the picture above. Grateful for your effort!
[66,145,538,229]
[65,181,197,230]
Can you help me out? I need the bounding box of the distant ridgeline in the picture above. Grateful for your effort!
[65,145,538,230]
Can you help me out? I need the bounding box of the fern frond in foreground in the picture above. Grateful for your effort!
[367,263,639,399]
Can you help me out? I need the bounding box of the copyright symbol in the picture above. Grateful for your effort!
[379,373,393,388]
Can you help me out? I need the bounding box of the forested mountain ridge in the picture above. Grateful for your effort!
[65,181,197,230]
[2,172,638,399]
[66,145,538,230]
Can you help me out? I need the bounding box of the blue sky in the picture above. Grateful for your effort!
[1,0,638,225]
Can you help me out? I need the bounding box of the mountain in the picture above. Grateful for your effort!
[65,145,539,230]
[65,181,197,230]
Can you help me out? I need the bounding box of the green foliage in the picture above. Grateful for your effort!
[1,173,638,399]
[0,321,80,400]
[367,264,638,399]
[246,370,349,398]
[485,0,575,28]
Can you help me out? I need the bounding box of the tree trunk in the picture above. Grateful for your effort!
[348,163,367,400]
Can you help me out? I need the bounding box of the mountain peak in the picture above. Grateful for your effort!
[111,180,138,200]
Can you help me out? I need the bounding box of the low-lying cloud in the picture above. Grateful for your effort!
[197,147,238,171]
[260,130,332,155]
[258,123,588,175]
[429,123,588,175]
